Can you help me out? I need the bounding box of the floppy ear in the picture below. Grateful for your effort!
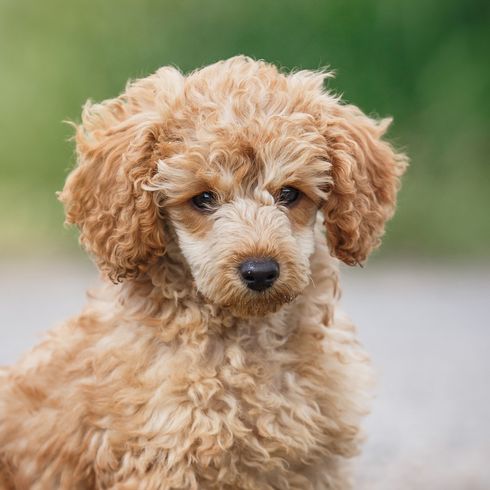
[59,68,183,282]
[320,102,408,265]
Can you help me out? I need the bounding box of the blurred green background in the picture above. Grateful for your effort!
[1,0,489,259]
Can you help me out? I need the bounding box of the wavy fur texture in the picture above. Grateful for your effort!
[0,56,407,489]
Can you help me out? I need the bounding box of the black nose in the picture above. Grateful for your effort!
[239,259,280,291]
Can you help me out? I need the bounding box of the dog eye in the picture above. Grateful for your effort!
[191,191,217,212]
[278,187,301,206]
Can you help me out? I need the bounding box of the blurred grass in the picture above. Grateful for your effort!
[1,0,489,258]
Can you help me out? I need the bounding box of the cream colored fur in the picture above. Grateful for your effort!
[0,56,407,489]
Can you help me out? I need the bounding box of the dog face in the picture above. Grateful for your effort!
[154,116,328,316]
[60,56,407,317]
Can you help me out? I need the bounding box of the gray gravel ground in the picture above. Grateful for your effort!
[0,259,489,489]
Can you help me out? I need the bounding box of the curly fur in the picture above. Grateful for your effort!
[0,56,407,489]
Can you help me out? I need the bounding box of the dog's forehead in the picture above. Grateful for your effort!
[181,111,320,160]
[156,131,330,210]
[155,70,331,204]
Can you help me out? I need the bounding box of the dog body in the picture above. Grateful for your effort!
[0,57,406,489]
[0,226,369,489]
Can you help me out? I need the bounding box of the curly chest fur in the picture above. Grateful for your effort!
[84,309,367,490]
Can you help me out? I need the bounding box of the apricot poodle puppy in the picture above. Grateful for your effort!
[0,56,407,489]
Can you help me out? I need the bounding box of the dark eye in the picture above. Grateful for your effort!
[191,191,217,212]
[278,186,301,206]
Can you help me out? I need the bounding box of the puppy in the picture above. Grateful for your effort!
[0,56,407,489]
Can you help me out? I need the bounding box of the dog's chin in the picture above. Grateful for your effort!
[211,285,301,319]
[225,301,286,319]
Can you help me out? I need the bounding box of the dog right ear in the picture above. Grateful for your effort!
[59,68,184,282]
[319,103,408,266]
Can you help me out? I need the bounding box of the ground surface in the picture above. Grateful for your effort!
[0,259,489,489]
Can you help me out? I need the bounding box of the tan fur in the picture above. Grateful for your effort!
[0,56,407,489]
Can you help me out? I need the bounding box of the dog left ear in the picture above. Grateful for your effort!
[60,110,164,283]
[320,103,408,265]
[59,68,184,282]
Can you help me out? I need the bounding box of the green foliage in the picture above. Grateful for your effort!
[1,0,489,257]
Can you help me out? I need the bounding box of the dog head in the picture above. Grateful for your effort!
[60,56,407,317]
